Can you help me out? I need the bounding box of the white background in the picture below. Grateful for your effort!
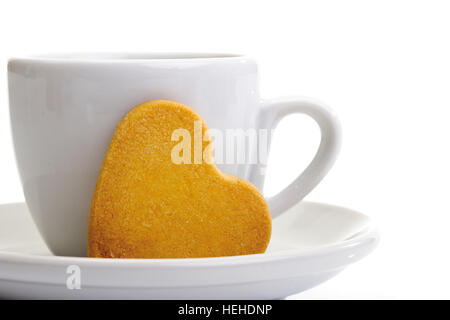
[1,0,450,299]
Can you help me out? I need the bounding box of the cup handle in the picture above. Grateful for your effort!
[248,97,342,218]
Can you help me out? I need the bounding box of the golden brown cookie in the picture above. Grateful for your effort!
[88,100,271,258]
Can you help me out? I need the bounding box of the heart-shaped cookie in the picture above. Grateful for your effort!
[88,100,271,258]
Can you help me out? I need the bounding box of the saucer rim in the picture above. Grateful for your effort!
[0,201,380,267]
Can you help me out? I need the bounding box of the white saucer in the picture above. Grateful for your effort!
[0,201,379,299]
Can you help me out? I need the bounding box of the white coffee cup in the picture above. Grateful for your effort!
[8,53,341,257]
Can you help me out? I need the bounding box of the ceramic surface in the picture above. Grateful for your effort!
[8,53,341,256]
[0,201,378,300]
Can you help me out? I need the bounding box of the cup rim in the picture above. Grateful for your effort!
[9,52,248,64]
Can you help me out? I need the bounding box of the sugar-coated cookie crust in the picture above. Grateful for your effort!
[88,100,271,258]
